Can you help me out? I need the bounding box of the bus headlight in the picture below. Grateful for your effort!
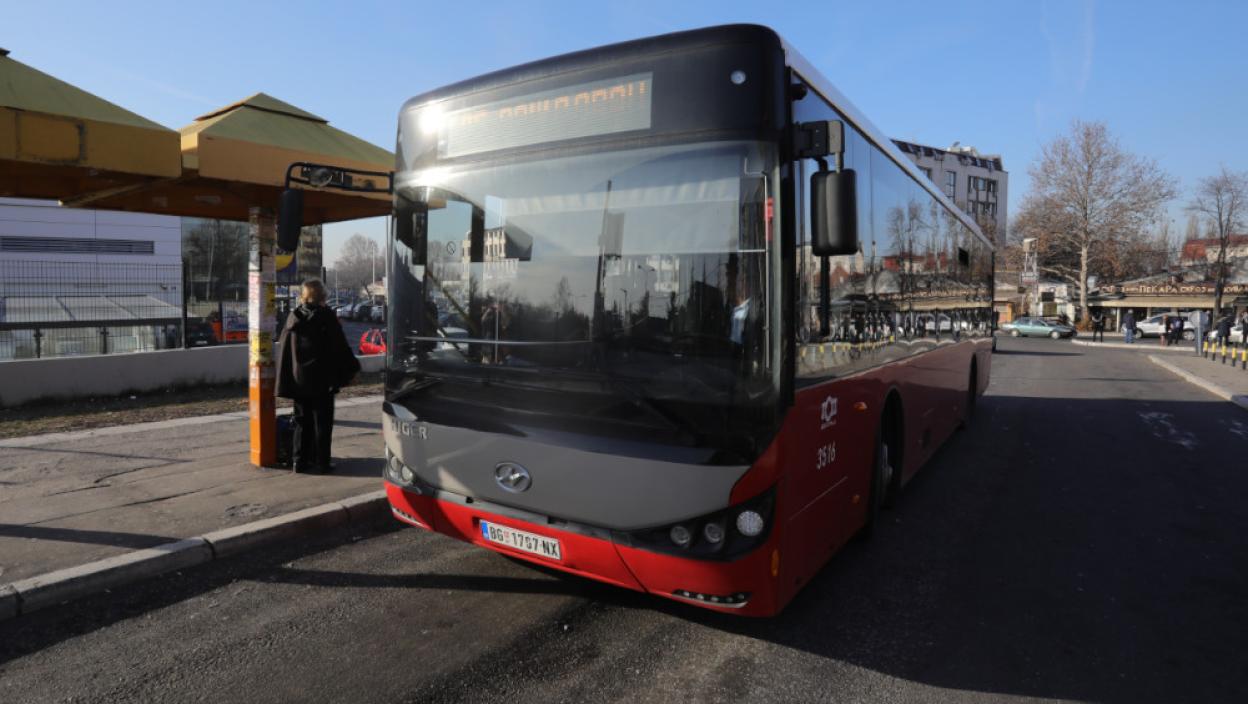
[386,450,420,492]
[624,486,775,560]
[703,521,725,544]
[670,525,692,548]
[386,453,404,482]
[735,511,765,537]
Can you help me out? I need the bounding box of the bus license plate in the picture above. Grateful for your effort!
[480,521,563,561]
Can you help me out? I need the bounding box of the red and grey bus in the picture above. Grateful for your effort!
[293,25,993,616]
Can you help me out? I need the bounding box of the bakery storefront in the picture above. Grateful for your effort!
[1088,281,1248,329]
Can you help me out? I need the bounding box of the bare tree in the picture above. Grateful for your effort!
[333,233,381,294]
[1013,121,1176,319]
[1187,166,1248,314]
[1184,213,1201,243]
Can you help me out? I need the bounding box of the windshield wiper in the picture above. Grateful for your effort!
[387,375,442,404]
[403,335,592,347]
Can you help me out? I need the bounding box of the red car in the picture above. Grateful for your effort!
[359,328,386,355]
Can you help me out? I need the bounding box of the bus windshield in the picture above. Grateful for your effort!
[389,139,778,443]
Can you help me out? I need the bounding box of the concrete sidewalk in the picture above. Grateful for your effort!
[1071,337,1199,352]
[1150,353,1248,412]
[0,395,390,619]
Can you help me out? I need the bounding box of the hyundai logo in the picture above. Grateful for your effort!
[494,462,532,493]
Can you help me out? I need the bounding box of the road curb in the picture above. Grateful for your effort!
[0,584,17,620]
[0,489,390,622]
[1071,339,1195,352]
[9,538,213,615]
[1149,355,1248,413]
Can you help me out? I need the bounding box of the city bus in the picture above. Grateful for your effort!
[282,24,993,616]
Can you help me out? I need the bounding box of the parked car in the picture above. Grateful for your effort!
[1206,319,1246,345]
[359,328,387,355]
[184,318,218,347]
[354,303,375,321]
[1000,316,1077,339]
[1127,314,1195,341]
[369,304,385,323]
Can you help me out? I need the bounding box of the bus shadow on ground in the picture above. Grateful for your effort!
[688,392,1248,704]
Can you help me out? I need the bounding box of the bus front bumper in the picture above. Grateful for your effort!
[385,483,780,616]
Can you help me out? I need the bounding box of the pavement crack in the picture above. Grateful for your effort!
[26,474,278,526]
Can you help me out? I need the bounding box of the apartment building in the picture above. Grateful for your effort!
[892,139,1008,240]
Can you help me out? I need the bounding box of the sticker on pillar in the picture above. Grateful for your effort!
[250,332,273,365]
[262,282,275,316]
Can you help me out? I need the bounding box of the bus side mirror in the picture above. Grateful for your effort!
[811,169,857,256]
[277,188,304,252]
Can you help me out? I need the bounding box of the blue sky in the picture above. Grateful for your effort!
[7,0,1246,261]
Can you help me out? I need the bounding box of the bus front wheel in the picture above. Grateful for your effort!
[862,407,900,539]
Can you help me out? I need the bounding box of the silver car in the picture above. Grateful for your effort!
[1206,319,1246,345]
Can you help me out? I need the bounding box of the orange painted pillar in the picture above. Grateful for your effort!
[248,206,277,467]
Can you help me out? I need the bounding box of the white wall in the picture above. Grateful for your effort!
[0,347,384,407]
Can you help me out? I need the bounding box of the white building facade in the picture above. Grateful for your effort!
[0,198,183,358]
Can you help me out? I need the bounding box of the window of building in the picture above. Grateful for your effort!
[945,170,957,198]
[921,167,932,181]
[0,236,155,255]
[985,179,997,193]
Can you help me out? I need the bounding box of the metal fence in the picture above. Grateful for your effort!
[0,260,185,360]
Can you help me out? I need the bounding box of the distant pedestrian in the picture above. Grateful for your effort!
[277,279,360,473]
[1091,310,1106,343]
[1169,315,1185,346]
[1217,315,1233,346]
[1123,311,1137,343]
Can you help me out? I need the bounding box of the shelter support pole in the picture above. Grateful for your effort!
[248,206,277,467]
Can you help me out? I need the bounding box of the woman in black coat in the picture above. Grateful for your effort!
[277,280,360,473]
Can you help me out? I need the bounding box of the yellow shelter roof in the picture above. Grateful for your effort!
[0,49,181,199]
[68,92,394,224]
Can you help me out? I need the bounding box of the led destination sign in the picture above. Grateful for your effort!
[437,73,652,158]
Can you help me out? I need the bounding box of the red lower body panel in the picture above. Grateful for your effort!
[385,483,780,616]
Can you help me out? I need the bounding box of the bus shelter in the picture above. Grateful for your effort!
[2,59,392,467]
[68,93,393,468]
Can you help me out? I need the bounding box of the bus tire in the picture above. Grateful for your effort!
[862,398,903,539]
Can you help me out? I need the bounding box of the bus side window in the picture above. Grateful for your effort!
[793,84,875,382]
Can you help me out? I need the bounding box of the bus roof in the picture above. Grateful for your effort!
[398,23,990,249]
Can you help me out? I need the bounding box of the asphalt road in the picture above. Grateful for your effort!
[3,336,1246,704]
